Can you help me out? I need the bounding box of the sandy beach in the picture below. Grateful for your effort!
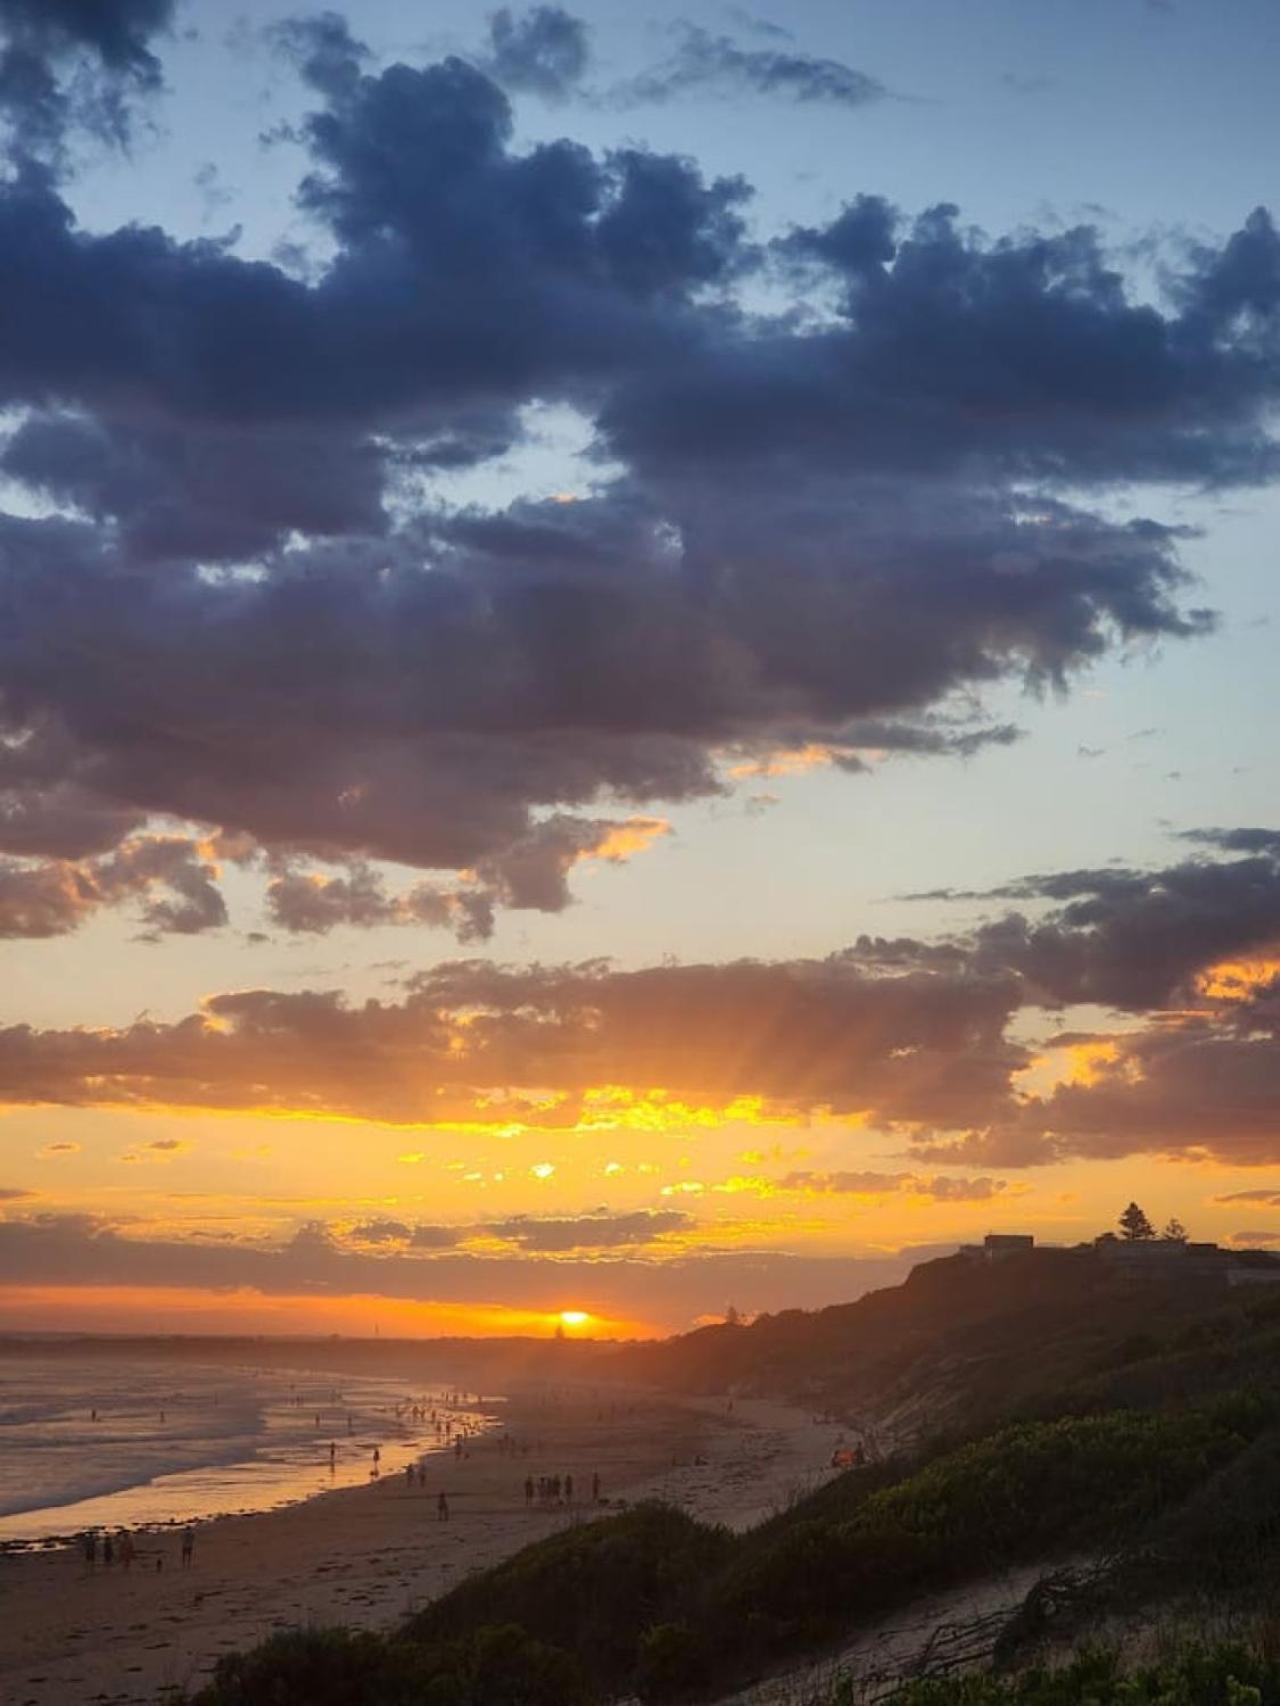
[0,1391,846,1705]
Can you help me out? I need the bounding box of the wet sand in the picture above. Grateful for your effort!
[0,1392,846,1705]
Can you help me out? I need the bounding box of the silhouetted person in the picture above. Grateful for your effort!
[524,1475,534,1505]
[437,1492,449,1522]
[181,1527,194,1568]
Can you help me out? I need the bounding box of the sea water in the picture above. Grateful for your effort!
[0,1352,488,1544]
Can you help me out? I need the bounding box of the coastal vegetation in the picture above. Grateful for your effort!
[191,1389,1280,1703]
[187,1249,1280,1705]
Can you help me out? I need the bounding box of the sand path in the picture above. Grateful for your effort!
[0,1393,845,1705]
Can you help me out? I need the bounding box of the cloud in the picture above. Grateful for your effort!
[0,952,1025,1130]
[483,6,589,102]
[615,24,887,109]
[270,10,370,101]
[780,1171,1012,1203]
[1215,1190,1280,1206]
[262,816,669,940]
[0,44,1275,940]
[903,835,1280,1011]
[0,1210,926,1323]
[347,1209,694,1254]
[0,0,174,162]
[484,1209,692,1251]
[0,834,229,939]
[0,1188,33,1201]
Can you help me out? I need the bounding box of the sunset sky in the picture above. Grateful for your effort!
[3,0,1280,1338]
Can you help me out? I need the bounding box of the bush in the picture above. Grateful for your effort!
[829,1644,1280,1706]
[193,1628,425,1706]
[192,1623,590,1706]
[407,1504,731,1691]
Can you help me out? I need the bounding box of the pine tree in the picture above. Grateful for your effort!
[1163,1217,1188,1243]
[1119,1201,1156,1241]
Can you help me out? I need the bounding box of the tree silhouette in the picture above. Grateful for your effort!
[1163,1217,1188,1243]
[1119,1201,1156,1241]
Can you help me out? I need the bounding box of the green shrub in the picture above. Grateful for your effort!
[408,1504,731,1690]
[193,1627,425,1705]
[827,1644,1280,1706]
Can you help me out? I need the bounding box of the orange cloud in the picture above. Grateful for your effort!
[726,742,846,780]
[1197,957,1280,1003]
[578,818,671,865]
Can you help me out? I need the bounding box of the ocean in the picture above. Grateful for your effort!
[0,1351,488,1544]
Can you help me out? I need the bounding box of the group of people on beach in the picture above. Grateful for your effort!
[80,1526,194,1574]
[524,1471,601,1507]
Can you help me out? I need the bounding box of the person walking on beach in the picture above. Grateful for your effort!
[437,1492,449,1522]
[372,1446,381,1477]
[181,1527,194,1569]
[329,1440,336,1470]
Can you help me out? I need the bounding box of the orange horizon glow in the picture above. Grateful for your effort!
[0,1285,662,1341]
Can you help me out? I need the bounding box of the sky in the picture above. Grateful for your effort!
[1,0,1280,1339]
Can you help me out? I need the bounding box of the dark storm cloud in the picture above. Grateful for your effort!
[270,9,370,101]
[1,412,389,563]
[483,6,589,102]
[979,854,1280,1010]
[0,0,174,160]
[898,834,1280,1011]
[614,24,887,109]
[0,953,1025,1129]
[612,201,1280,488]
[0,37,1277,934]
[0,0,173,74]
[0,481,1185,930]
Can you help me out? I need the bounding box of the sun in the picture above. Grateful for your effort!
[558,1310,591,1329]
